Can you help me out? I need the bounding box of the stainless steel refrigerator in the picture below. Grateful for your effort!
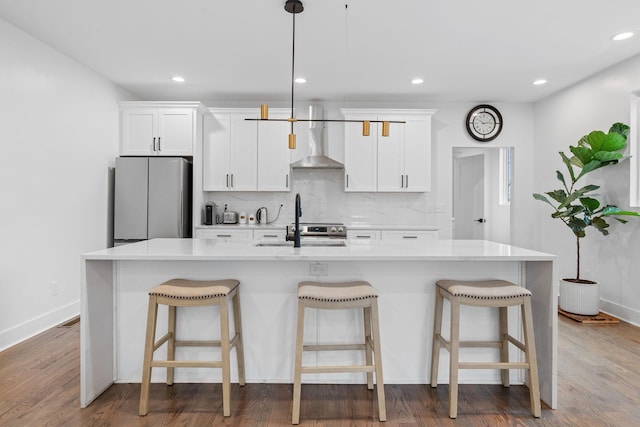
[114,157,191,245]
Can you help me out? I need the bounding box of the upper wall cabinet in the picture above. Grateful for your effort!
[341,109,436,192]
[203,108,291,192]
[119,102,207,156]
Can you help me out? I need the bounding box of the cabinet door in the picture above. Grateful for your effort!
[203,114,231,191]
[257,116,291,191]
[377,118,405,192]
[229,116,258,191]
[157,109,194,156]
[344,115,377,192]
[347,230,380,240]
[254,229,287,240]
[195,229,253,240]
[120,108,156,155]
[403,118,431,192]
[381,230,438,241]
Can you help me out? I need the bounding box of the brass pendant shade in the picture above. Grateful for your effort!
[246,0,404,148]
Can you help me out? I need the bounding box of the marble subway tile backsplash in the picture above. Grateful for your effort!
[204,169,435,226]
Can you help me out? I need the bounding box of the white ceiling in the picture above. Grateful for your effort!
[2,0,640,103]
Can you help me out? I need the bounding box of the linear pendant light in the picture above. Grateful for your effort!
[246,0,404,149]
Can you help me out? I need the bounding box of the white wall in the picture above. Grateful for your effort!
[201,101,535,248]
[533,54,640,325]
[0,18,134,350]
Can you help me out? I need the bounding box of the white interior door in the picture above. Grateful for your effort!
[453,153,485,239]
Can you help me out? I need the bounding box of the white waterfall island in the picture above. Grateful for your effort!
[81,238,557,409]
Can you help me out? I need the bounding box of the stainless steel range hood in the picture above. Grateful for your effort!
[290,105,344,169]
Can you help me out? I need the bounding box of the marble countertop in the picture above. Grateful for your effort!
[194,224,439,230]
[83,238,554,262]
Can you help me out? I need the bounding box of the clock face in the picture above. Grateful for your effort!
[465,105,503,142]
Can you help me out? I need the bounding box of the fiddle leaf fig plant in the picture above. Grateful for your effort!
[533,122,640,281]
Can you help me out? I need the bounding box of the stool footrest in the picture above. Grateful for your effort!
[151,360,223,369]
[303,343,366,351]
[458,361,530,369]
[301,365,375,374]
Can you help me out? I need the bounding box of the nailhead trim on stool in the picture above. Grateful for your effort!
[139,278,246,417]
[430,279,541,419]
[292,281,386,424]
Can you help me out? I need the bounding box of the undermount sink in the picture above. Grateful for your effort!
[254,240,346,247]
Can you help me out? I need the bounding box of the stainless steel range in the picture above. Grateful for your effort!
[286,222,347,240]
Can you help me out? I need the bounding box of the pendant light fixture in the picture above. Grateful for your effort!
[246,0,404,149]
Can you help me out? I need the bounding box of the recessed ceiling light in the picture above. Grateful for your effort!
[294,77,307,84]
[612,31,635,41]
[172,76,185,83]
[411,78,424,85]
[532,79,548,86]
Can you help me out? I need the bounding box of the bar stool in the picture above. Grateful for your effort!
[430,279,541,418]
[292,281,386,424]
[139,278,245,417]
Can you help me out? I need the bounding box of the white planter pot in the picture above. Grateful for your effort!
[559,279,600,315]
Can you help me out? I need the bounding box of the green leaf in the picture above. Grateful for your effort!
[556,170,566,188]
[587,130,606,152]
[593,151,623,162]
[559,151,576,182]
[533,193,555,207]
[567,217,587,237]
[615,218,629,224]
[592,216,610,235]
[546,189,568,204]
[576,159,603,180]
[552,205,585,218]
[557,184,599,209]
[600,132,626,152]
[579,197,600,212]
[600,205,640,217]
[570,145,593,165]
[609,122,629,139]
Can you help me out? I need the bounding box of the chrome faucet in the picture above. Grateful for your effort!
[286,193,302,248]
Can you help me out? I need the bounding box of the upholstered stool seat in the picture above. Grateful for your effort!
[430,279,541,418]
[139,278,245,417]
[292,281,386,424]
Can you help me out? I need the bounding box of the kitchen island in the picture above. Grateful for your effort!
[81,238,557,409]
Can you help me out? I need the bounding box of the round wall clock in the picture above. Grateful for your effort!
[465,104,503,142]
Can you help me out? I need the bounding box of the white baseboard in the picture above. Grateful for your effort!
[0,300,80,352]
[600,298,640,327]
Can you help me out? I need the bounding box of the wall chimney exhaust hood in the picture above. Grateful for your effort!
[290,105,343,169]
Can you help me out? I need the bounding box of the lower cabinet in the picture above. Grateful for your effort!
[347,230,381,240]
[381,230,438,241]
[253,229,287,240]
[194,229,253,240]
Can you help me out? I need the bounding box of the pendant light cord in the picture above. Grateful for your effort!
[290,9,296,135]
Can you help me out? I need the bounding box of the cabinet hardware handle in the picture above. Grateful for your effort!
[231,174,234,187]
[401,175,404,188]
[157,137,161,151]
[153,137,157,151]
[356,235,372,239]
[263,234,278,238]
[226,174,229,187]
[346,174,349,188]
[217,234,232,238]
[286,174,289,188]
[405,174,408,188]
[402,235,418,239]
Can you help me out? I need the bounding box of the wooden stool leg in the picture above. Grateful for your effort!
[430,288,444,387]
[448,297,460,419]
[292,300,305,425]
[139,296,158,416]
[220,296,232,417]
[370,299,386,422]
[232,290,246,386]
[499,306,510,387]
[522,298,542,417]
[363,305,374,390]
[167,305,176,386]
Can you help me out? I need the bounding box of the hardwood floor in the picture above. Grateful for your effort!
[1,315,639,426]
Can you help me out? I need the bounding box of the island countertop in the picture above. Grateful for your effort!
[81,238,557,411]
[83,238,555,262]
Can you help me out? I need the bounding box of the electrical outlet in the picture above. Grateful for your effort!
[309,262,328,276]
[50,281,59,296]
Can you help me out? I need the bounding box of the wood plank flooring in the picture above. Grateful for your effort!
[1,315,639,426]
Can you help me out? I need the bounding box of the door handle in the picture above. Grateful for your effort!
[157,137,161,151]
[401,175,404,188]
[474,218,487,223]
[153,137,157,151]
[405,174,408,188]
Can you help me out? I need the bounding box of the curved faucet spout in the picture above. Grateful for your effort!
[294,193,302,248]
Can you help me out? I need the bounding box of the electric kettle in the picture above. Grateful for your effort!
[256,207,268,224]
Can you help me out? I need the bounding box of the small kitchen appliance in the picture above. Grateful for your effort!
[222,204,239,224]
[204,202,216,225]
[256,207,268,224]
[286,223,347,240]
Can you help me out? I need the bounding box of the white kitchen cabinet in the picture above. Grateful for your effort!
[203,108,291,192]
[347,230,381,240]
[203,109,257,191]
[341,109,435,192]
[381,230,438,241]
[120,102,206,156]
[194,229,253,240]
[253,229,287,240]
[257,110,291,191]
